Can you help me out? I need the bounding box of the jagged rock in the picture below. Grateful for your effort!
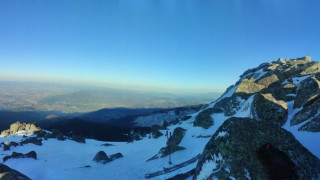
[214,95,247,116]
[240,63,270,79]
[3,144,10,151]
[150,125,163,139]
[71,134,85,143]
[92,151,110,164]
[300,61,320,75]
[101,143,113,147]
[20,137,42,146]
[57,133,66,141]
[181,115,192,121]
[0,122,41,137]
[9,142,18,147]
[35,130,47,138]
[194,108,219,129]
[0,163,31,180]
[3,151,37,162]
[257,74,279,88]
[235,78,265,94]
[1,130,10,137]
[167,127,186,146]
[278,57,286,64]
[46,129,62,139]
[251,93,288,127]
[193,117,320,180]
[294,77,320,108]
[110,153,123,161]
[299,118,320,132]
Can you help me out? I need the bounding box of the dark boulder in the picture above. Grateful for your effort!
[235,78,265,94]
[71,134,85,143]
[57,133,66,141]
[3,151,37,162]
[3,144,10,151]
[0,163,31,180]
[257,74,279,88]
[110,153,123,161]
[193,117,320,179]
[214,95,246,116]
[20,137,42,146]
[92,151,110,164]
[151,125,163,139]
[9,142,18,147]
[251,93,288,127]
[294,77,320,108]
[193,108,217,129]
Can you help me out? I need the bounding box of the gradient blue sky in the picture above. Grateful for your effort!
[1,0,320,93]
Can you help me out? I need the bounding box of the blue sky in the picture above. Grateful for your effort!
[1,0,320,93]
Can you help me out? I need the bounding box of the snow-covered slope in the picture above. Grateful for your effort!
[1,56,320,180]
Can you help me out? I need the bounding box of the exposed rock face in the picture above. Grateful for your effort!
[3,151,37,162]
[300,61,320,75]
[257,74,279,87]
[235,78,265,94]
[0,122,41,137]
[214,95,247,116]
[20,137,42,146]
[148,127,186,160]
[0,164,31,180]
[294,77,320,108]
[71,134,86,143]
[92,151,110,164]
[251,93,288,127]
[194,118,320,180]
[193,108,220,129]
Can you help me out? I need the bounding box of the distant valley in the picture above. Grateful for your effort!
[0,81,221,113]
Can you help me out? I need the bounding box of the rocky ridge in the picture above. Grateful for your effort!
[192,56,320,179]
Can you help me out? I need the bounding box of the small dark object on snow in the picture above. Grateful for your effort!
[257,143,298,180]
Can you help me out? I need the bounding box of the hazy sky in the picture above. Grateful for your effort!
[1,0,320,93]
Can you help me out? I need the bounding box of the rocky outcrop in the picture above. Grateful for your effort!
[294,77,320,108]
[299,118,320,132]
[92,151,123,164]
[300,61,320,75]
[148,127,186,161]
[1,122,41,137]
[214,96,247,116]
[193,108,220,129]
[20,137,42,146]
[71,134,86,143]
[92,151,110,164]
[257,74,279,88]
[3,151,37,162]
[251,93,288,127]
[110,153,123,161]
[194,117,320,180]
[235,78,265,94]
[0,164,31,180]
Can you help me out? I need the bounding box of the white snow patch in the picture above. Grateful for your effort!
[281,79,289,85]
[215,131,229,140]
[282,101,320,158]
[197,153,223,180]
[244,168,251,179]
[286,94,296,97]
[252,68,268,80]
[233,95,255,118]
[292,75,312,85]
